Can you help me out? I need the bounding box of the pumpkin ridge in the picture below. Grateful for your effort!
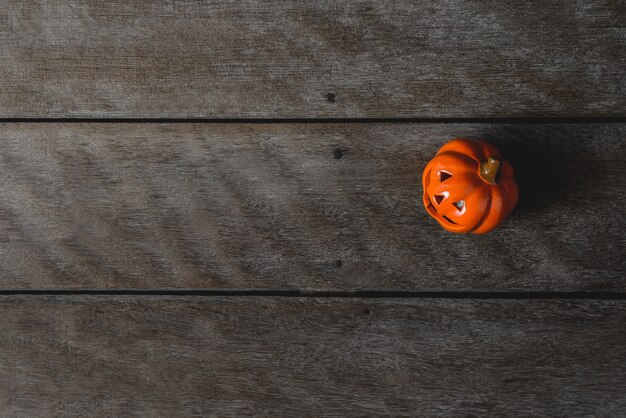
[498,177,519,218]
[422,166,432,191]
[436,150,481,163]
[470,191,493,234]
[438,138,486,161]
[479,140,501,161]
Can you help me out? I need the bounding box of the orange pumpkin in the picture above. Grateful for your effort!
[422,138,518,234]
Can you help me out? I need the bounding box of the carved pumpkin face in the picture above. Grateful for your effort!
[422,138,518,234]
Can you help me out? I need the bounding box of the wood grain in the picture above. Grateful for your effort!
[0,123,623,291]
[0,296,624,417]
[0,0,624,118]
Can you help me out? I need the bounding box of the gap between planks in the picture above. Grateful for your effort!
[0,290,626,300]
[0,117,626,124]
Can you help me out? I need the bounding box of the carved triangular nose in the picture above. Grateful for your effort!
[434,195,444,205]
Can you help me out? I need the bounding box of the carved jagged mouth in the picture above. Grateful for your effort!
[426,195,458,225]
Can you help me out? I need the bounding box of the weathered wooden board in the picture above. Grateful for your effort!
[0,123,623,291]
[0,296,624,416]
[0,1,624,118]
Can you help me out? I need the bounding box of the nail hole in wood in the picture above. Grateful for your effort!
[326,93,336,103]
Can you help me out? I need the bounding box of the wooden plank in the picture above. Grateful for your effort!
[0,123,623,291]
[0,296,624,416]
[0,1,624,118]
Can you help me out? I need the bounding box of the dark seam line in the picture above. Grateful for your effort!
[0,290,625,300]
[0,117,625,124]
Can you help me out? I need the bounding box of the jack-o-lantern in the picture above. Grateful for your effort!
[422,138,518,234]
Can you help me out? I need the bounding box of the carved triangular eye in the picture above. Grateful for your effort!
[439,171,452,182]
[434,195,444,205]
[453,200,464,210]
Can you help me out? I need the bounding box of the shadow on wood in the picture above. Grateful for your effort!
[494,132,564,216]
[484,125,622,217]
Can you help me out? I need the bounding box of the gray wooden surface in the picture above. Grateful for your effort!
[1,1,624,416]
[0,123,623,291]
[0,0,624,118]
[1,296,624,417]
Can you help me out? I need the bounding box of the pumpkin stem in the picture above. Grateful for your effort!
[479,157,501,184]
